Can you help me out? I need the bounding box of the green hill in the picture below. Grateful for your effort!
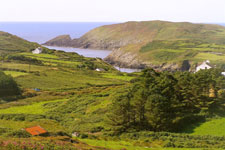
[44,21,225,71]
[0,31,40,54]
[45,21,225,49]
[105,39,225,71]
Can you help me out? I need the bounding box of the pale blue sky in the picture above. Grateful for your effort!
[0,0,225,23]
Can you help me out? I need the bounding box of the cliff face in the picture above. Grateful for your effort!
[43,21,225,71]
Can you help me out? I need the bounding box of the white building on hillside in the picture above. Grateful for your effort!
[196,60,212,72]
[222,72,225,76]
[32,47,42,54]
[95,68,105,72]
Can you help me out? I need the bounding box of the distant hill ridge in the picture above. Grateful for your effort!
[44,20,225,49]
[43,21,225,71]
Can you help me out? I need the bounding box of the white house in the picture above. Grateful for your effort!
[95,68,105,72]
[222,72,225,76]
[32,47,42,54]
[196,60,212,72]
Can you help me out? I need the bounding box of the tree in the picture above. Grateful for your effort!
[145,94,172,131]
[106,89,133,133]
[0,71,20,97]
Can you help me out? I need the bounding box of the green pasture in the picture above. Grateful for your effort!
[0,99,67,115]
[193,53,225,62]
[0,62,48,72]
[0,119,65,132]
[101,72,135,81]
[191,118,225,136]
[79,139,210,150]
[3,71,28,77]
[16,69,122,90]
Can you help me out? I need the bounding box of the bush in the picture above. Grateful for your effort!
[90,126,104,133]
[0,114,45,121]
[6,130,31,138]
[7,55,43,65]
[79,133,88,139]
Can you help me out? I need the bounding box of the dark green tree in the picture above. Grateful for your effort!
[0,71,20,97]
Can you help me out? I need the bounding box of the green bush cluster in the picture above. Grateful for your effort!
[7,55,43,65]
[0,114,46,121]
[119,131,225,148]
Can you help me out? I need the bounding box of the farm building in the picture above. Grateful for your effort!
[25,126,47,136]
[196,60,212,72]
[95,68,105,72]
[32,47,42,54]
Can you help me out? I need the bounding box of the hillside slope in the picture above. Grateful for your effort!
[44,21,225,70]
[0,31,40,54]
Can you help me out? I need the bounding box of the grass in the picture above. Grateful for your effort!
[16,69,122,90]
[0,99,67,115]
[193,52,225,62]
[79,139,208,150]
[0,31,39,53]
[86,97,111,114]
[3,71,28,77]
[0,62,48,72]
[20,52,59,59]
[136,40,225,66]
[191,118,225,136]
[0,119,65,132]
[101,72,136,81]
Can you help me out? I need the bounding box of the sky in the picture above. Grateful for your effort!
[0,0,225,23]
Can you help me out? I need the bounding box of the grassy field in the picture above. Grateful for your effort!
[138,40,225,66]
[194,52,225,62]
[3,71,28,77]
[0,99,67,114]
[191,118,225,136]
[101,72,136,81]
[0,62,48,72]
[79,139,218,150]
[0,119,65,132]
[15,69,123,90]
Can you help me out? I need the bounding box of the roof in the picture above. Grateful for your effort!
[25,126,47,136]
[196,61,213,72]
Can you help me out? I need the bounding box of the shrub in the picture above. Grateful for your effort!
[6,130,31,138]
